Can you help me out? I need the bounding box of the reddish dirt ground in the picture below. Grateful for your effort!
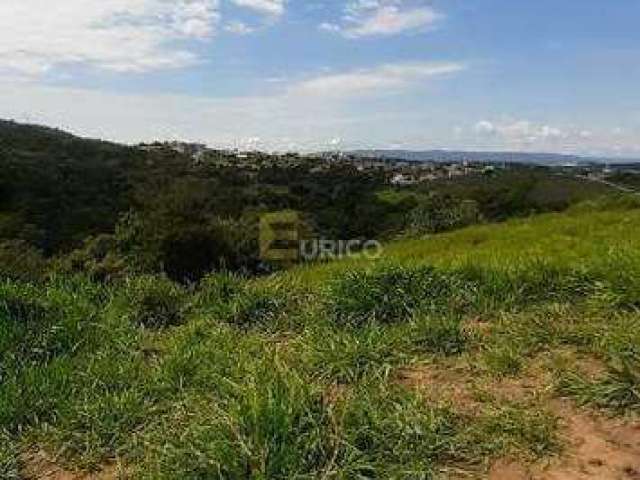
[489,400,640,480]
[396,356,640,480]
[20,450,124,480]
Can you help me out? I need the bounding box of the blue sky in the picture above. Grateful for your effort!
[1,0,639,157]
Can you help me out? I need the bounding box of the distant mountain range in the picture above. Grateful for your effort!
[345,149,640,166]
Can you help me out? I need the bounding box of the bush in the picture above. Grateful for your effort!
[408,194,480,234]
[0,240,47,281]
[52,234,130,282]
[122,275,186,328]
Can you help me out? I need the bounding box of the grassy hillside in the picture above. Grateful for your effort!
[2,197,640,479]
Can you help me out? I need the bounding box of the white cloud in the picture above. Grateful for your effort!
[0,0,220,76]
[292,61,465,97]
[224,20,256,34]
[470,119,640,157]
[579,130,593,139]
[474,120,496,135]
[322,0,442,38]
[229,0,285,17]
[318,22,342,33]
[474,119,568,143]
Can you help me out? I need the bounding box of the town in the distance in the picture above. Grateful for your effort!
[140,139,640,189]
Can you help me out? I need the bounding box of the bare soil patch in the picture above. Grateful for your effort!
[396,352,638,480]
[396,363,482,413]
[488,400,640,480]
[20,449,125,480]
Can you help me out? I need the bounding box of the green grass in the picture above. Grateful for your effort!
[1,195,640,478]
[0,431,19,480]
[557,356,640,413]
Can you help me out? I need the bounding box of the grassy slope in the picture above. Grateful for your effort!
[2,197,640,479]
[289,196,640,284]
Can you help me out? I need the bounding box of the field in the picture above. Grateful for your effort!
[2,195,640,479]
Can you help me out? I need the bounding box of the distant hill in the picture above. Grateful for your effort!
[0,120,164,253]
[345,149,639,166]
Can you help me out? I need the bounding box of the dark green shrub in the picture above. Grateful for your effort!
[123,275,186,328]
[52,234,130,282]
[0,240,47,281]
[408,194,480,234]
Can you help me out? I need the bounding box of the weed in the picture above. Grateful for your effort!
[301,323,406,383]
[326,265,471,326]
[121,275,186,328]
[0,431,19,480]
[484,345,525,377]
[409,314,467,356]
[191,271,245,317]
[558,355,640,413]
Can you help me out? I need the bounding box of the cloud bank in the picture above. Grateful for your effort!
[0,0,223,76]
[0,0,289,77]
[292,61,466,97]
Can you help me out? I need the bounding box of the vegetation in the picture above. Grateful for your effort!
[1,121,638,477]
[0,120,613,283]
[1,193,640,478]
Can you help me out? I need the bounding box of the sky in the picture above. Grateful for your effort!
[1,0,639,157]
